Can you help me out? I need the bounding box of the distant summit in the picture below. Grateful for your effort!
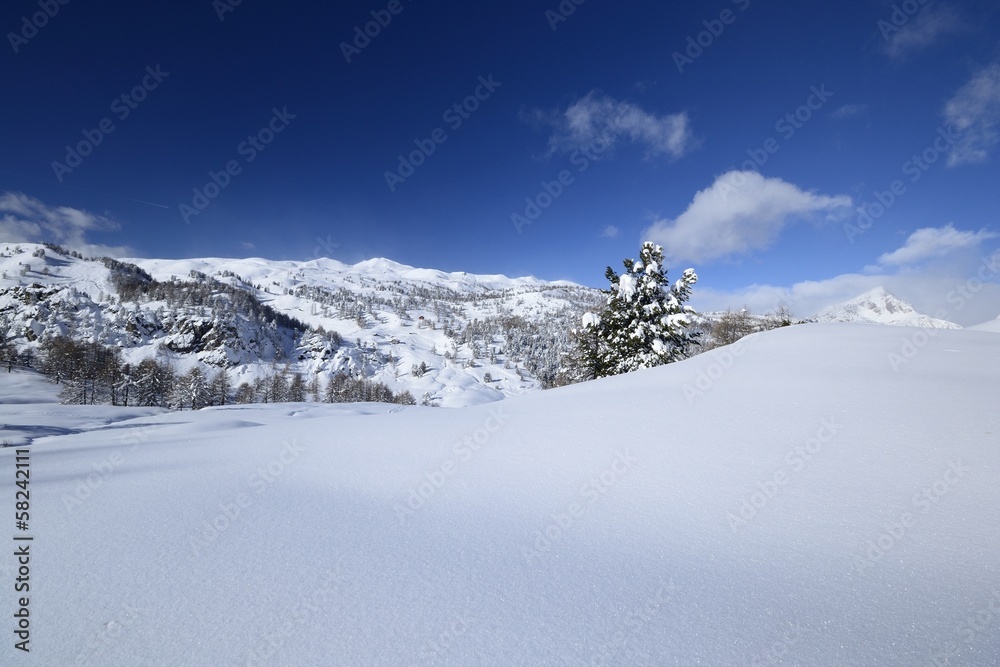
[815,287,960,329]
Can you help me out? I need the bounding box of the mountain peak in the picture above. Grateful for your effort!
[816,287,960,328]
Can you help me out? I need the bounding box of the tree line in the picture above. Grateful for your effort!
[34,335,414,409]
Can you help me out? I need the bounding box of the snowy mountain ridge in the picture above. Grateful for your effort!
[0,242,602,406]
[814,286,961,328]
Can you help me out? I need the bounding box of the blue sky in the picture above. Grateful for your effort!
[1,0,999,323]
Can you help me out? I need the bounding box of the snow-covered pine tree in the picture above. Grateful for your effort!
[175,367,208,410]
[579,242,698,378]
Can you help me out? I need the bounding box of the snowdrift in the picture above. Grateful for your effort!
[2,323,998,665]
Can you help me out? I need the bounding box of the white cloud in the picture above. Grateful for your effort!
[944,62,1000,166]
[693,267,1000,328]
[642,171,852,264]
[600,225,619,239]
[884,3,963,60]
[694,274,881,320]
[0,192,132,257]
[542,91,696,160]
[832,103,868,120]
[692,233,1000,327]
[876,224,998,266]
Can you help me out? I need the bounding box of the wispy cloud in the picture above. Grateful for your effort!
[535,91,697,160]
[944,62,1000,166]
[883,2,964,60]
[832,103,868,120]
[876,224,998,266]
[600,225,619,239]
[642,171,852,264]
[0,192,132,257]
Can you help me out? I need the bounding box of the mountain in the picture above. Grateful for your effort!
[0,242,602,407]
[815,286,960,328]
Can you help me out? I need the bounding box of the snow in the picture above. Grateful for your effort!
[816,286,961,328]
[0,370,165,447]
[0,243,603,407]
[968,314,1000,333]
[2,323,998,664]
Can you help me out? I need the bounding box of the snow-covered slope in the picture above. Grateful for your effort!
[3,323,998,665]
[968,314,1000,333]
[815,286,960,328]
[0,243,602,406]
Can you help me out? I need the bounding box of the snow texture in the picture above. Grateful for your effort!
[1,323,998,665]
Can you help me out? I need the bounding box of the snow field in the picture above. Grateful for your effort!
[0,323,998,664]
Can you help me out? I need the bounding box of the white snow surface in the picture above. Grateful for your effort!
[2,324,999,665]
[968,314,1000,333]
[815,286,961,328]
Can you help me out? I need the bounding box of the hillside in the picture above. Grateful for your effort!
[0,243,602,407]
[3,323,998,664]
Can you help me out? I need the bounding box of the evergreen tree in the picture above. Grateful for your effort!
[287,372,306,402]
[210,369,231,406]
[1,336,17,372]
[578,242,698,378]
[270,367,289,403]
[133,358,174,407]
[234,382,256,404]
[175,367,209,410]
